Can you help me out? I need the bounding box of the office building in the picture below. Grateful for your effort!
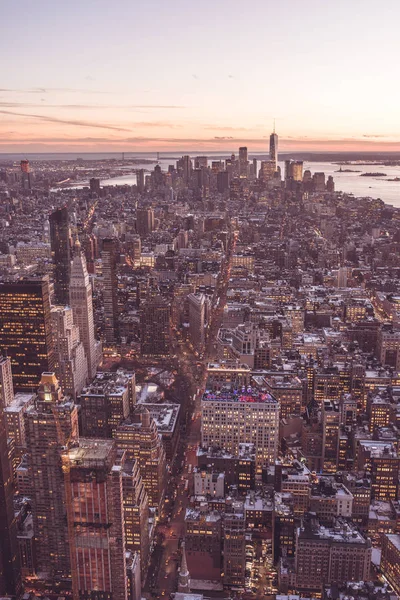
[295,515,371,593]
[70,239,98,379]
[238,146,248,178]
[136,208,155,236]
[377,327,400,369]
[264,374,303,419]
[185,508,222,581]
[66,439,128,600]
[381,534,400,597]
[102,238,119,345]
[223,505,246,586]
[322,401,340,473]
[25,373,79,581]
[120,452,150,579]
[201,388,279,472]
[0,277,55,391]
[0,361,21,597]
[5,391,35,470]
[49,206,71,305]
[357,441,399,500]
[116,408,167,509]
[136,169,145,193]
[80,370,134,438]
[188,292,207,354]
[51,305,88,399]
[140,296,171,356]
[269,128,278,169]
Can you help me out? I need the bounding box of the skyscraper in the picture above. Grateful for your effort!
[140,296,171,356]
[0,277,55,391]
[136,208,154,236]
[116,408,167,509]
[0,360,21,597]
[49,206,71,305]
[238,146,248,178]
[66,439,128,600]
[70,240,98,378]
[25,373,79,582]
[269,126,278,170]
[51,305,88,398]
[102,238,119,345]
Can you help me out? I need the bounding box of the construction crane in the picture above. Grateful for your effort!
[51,405,79,600]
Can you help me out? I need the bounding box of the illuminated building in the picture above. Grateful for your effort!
[201,388,279,472]
[120,452,150,578]
[70,239,99,379]
[140,296,171,357]
[0,277,55,391]
[223,504,246,586]
[377,326,400,369]
[381,534,400,597]
[0,359,21,597]
[66,439,129,600]
[264,374,303,419]
[80,370,133,438]
[259,160,276,182]
[49,206,71,305]
[102,237,119,344]
[25,373,79,582]
[197,444,256,492]
[357,441,399,501]
[322,400,340,473]
[5,391,35,470]
[295,515,371,594]
[367,391,391,432]
[51,305,88,399]
[115,408,166,509]
[206,360,251,391]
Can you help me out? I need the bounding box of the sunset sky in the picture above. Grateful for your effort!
[1,0,400,153]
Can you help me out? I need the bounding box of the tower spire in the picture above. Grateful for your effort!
[178,541,191,593]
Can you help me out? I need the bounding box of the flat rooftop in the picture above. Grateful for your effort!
[202,387,277,404]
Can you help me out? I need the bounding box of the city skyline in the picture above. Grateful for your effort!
[1,0,400,152]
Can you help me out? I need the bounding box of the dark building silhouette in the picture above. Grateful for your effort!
[0,366,21,597]
[140,296,171,356]
[136,208,154,236]
[89,177,101,195]
[49,206,71,305]
[0,277,55,391]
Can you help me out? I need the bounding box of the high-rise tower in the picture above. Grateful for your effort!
[102,238,119,345]
[70,240,98,379]
[0,277,55,391]
[25,373,79,582]
[0,360,21,597]
[50,206,71,305]
[269,123,278,171]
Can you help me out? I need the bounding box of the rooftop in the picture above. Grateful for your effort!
[202,387,277,404]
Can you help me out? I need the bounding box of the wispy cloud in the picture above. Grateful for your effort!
[0,101,185,110]
[0,109,130,132]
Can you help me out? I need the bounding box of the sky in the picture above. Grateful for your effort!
[1,0,400,153]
